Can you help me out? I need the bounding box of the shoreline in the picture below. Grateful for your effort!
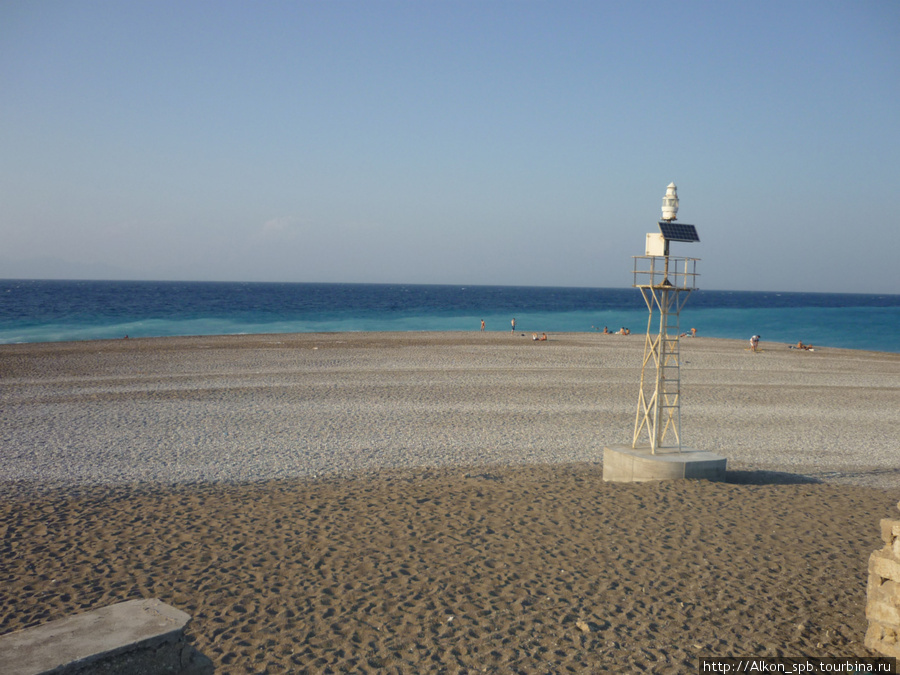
[2,329,899,356]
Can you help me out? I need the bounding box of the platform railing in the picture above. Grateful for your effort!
[632,255,700,290]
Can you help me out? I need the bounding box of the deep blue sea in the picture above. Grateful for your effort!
[1,280,898,353]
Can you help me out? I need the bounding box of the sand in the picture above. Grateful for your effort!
[1,332,898,672]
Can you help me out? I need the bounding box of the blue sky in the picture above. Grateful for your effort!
[1,1,898,293]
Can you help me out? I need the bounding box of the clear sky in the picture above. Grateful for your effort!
[1,1,898,293]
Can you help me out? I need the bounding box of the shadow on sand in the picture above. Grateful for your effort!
[725,470,822,485]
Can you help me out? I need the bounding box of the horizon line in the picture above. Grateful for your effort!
[1,277,899,298]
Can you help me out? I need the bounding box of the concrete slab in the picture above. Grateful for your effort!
[603,444,727,482]
[0,599,203,675]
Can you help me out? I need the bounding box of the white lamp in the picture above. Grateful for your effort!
[661,183,679,221]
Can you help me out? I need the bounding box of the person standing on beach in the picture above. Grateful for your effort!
[511,318,516,332]
[481,319,485,332]
[750,334,760,352]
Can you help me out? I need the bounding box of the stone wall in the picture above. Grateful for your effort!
[866,503,900,658]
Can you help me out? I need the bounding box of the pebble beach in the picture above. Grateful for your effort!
[1,332,898,672]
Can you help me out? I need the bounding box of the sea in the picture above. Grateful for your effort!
[1,280,898,353]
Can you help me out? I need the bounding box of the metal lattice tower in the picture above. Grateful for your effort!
[632,255,698,452]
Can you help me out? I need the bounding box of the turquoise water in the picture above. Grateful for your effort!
[1,280,898,352]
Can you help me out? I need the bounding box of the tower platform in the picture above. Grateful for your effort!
[603,444,727,483]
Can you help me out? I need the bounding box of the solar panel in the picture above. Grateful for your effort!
[658,221,700,242]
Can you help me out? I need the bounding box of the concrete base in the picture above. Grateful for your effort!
[603,444,727,483]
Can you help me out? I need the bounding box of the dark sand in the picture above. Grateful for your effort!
[1,468,895,673]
